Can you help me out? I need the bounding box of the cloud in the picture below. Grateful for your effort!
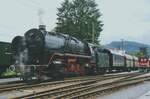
[0,0,150,45]
[97,0,150,44]
[0,0,64,42]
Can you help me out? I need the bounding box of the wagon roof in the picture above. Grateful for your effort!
[125,54,133,59]
[132,56,138,60]
[106,48,125,56]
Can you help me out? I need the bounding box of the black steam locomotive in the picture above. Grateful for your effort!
[11,25,138,81]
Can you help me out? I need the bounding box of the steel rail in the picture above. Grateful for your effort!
[10,73,145,99]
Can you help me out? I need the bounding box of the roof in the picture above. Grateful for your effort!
[125,54,133,59]
[0,41,10,44]
[107,48,125,56]
[133,56,138,60]
[0,41,10,47]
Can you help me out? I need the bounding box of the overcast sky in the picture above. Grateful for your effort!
[0,0,150,45]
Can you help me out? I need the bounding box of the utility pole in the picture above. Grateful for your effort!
[121,39,124,51]
[121,39,125,54]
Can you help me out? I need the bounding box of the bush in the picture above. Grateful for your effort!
[1,69,18,77]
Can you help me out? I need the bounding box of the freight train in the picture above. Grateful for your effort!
[11,25,141,81]
[0,41,11,74]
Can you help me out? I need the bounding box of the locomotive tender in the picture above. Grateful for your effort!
[11,25,139,81]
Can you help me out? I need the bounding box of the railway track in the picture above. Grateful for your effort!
[0,72,141,93]
[7,72,146,99]
[69,77,150,99]
[0,72,139,89]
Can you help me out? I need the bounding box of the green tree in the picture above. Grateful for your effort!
[140,47,148,57]
[55,0,103,44]
[131,51,144,57]
[131,47,148,57]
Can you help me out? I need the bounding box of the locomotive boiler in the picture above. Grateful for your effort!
[12,25,92,81]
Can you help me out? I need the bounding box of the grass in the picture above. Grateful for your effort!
[1,69,18,77]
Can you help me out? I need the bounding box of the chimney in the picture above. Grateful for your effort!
[39,25,46,31]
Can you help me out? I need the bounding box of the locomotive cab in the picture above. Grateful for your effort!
[88,43,99,74]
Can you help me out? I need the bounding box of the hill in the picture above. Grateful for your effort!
[105,41,150,56]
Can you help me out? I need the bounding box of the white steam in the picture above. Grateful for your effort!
[18,49,28,73]
[14,38,28,74]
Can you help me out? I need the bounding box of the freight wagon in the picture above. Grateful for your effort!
[0,41,11,74]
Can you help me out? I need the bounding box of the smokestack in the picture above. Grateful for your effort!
[39,25,46,31]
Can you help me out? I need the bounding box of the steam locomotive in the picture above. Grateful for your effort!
[11,25,139,81]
